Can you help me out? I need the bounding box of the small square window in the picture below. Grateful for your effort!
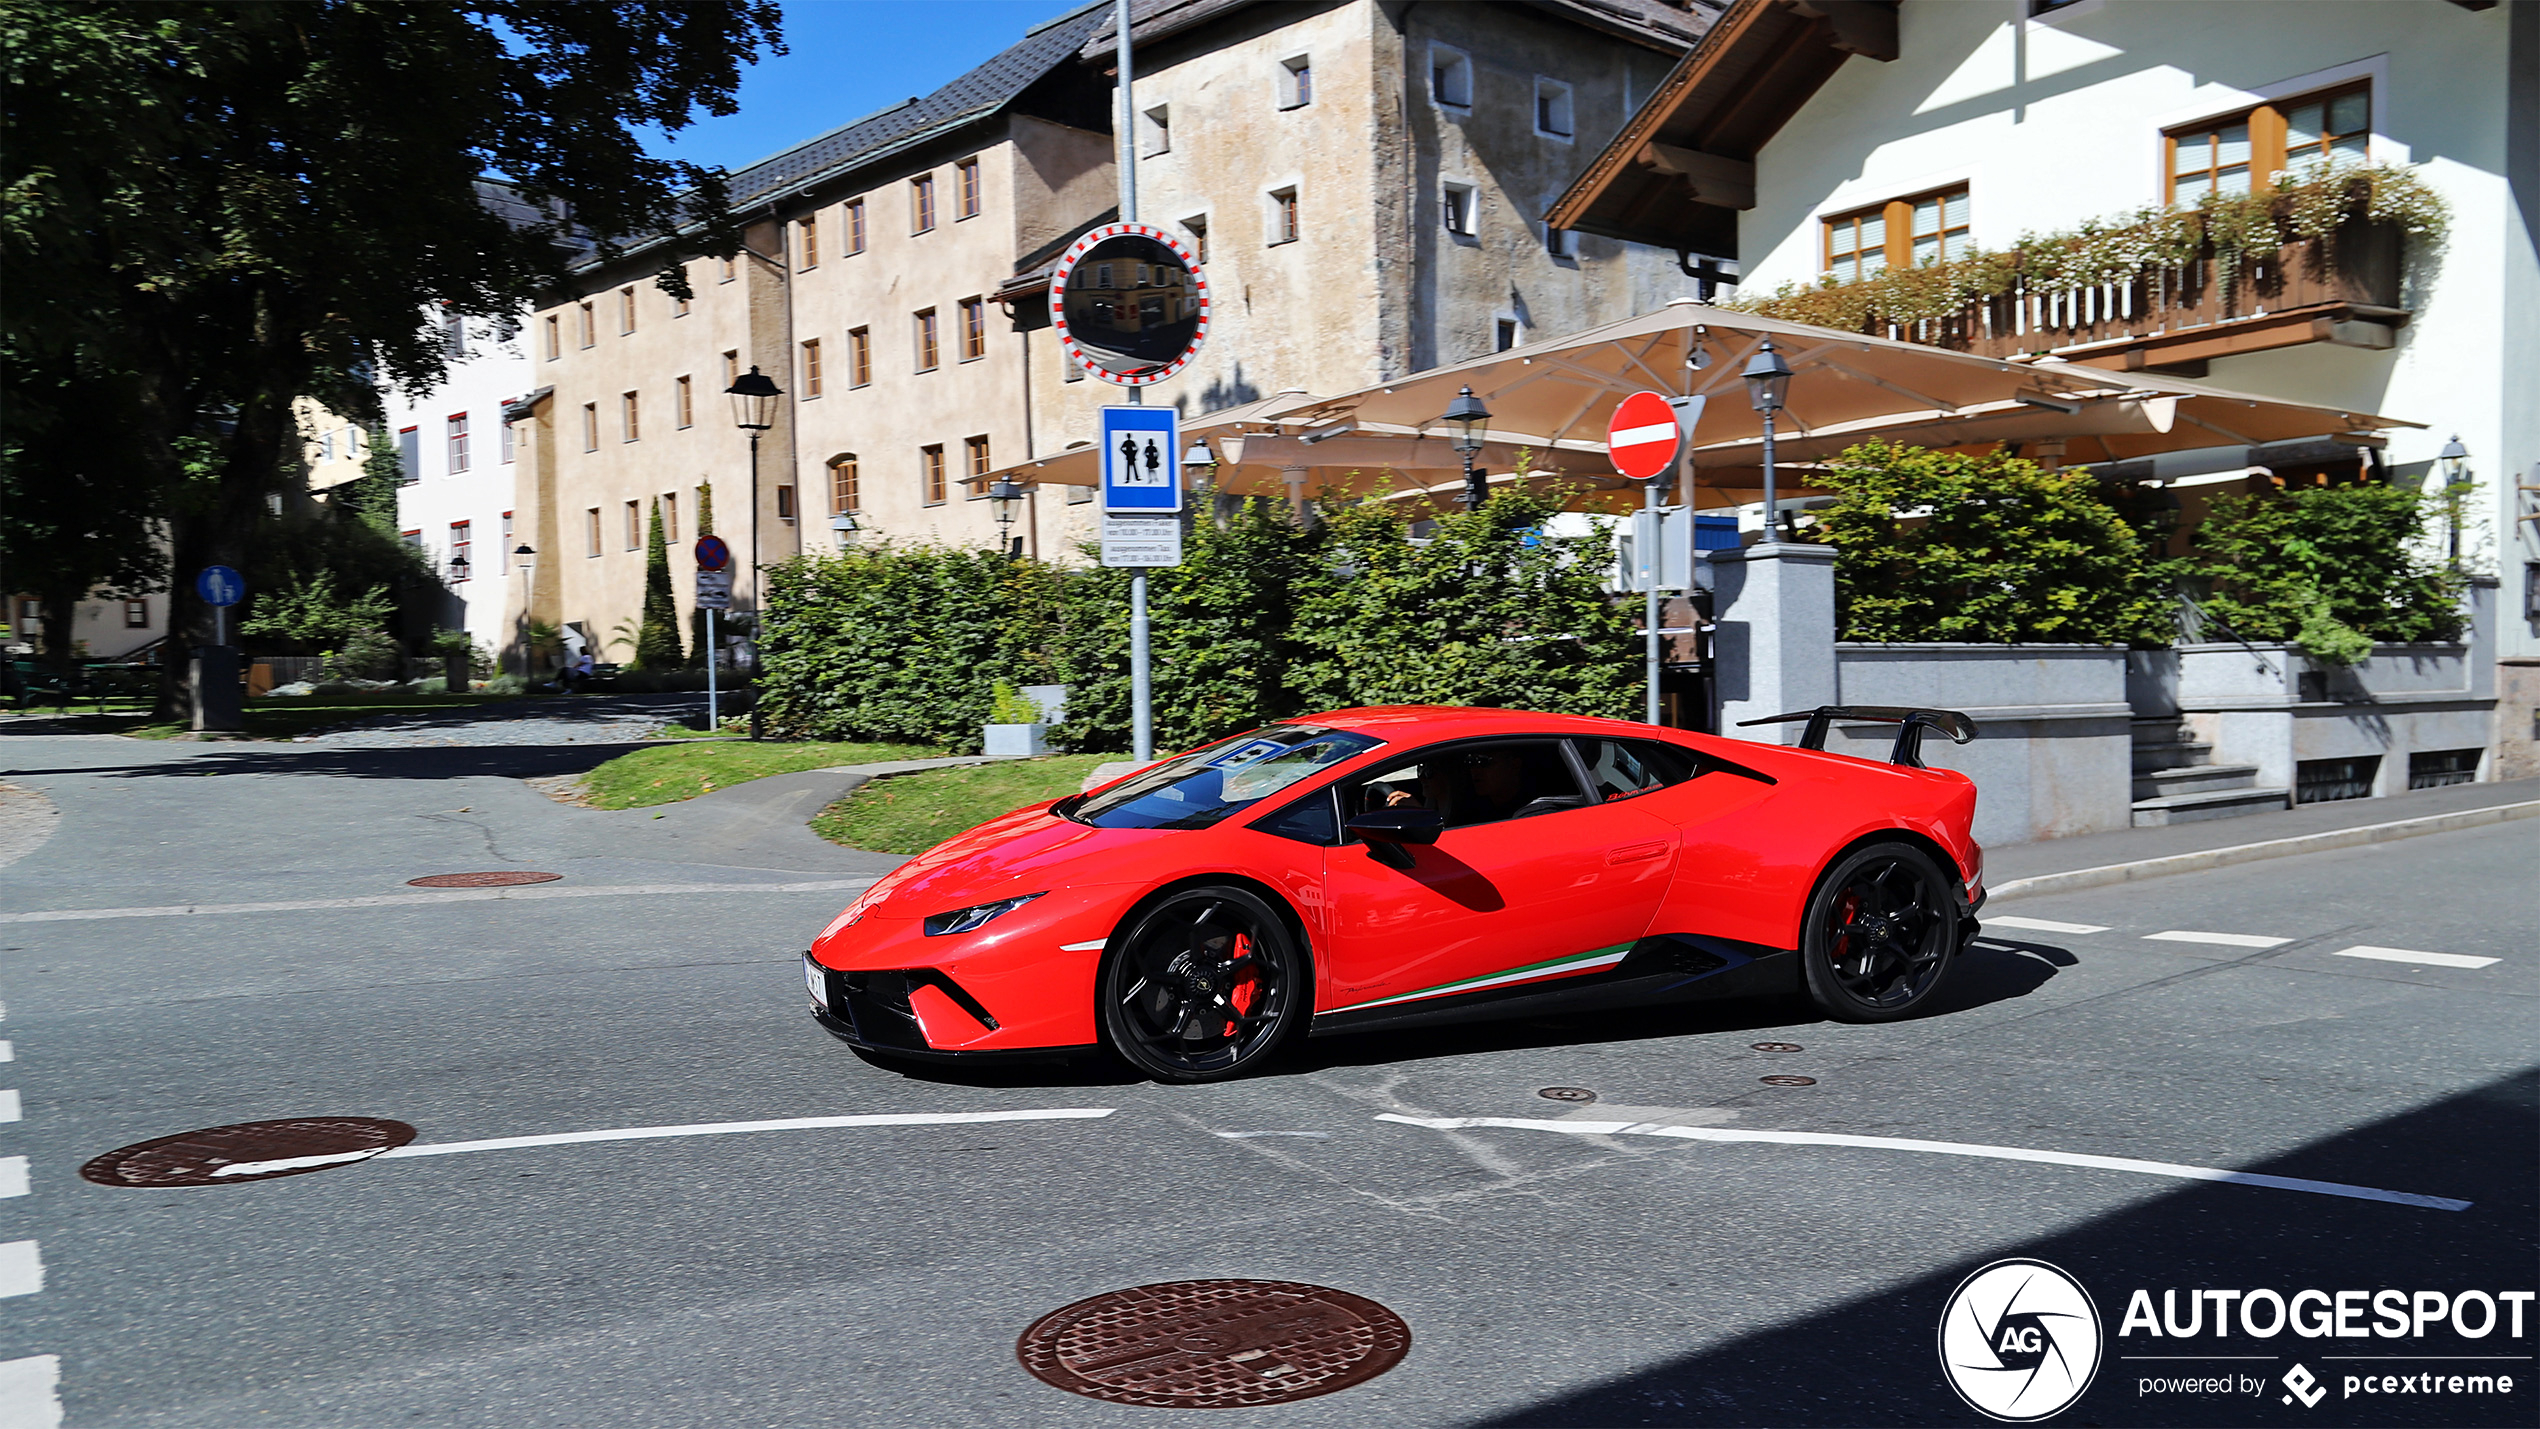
[1268,186,1300,245]
[1432,46,1471,108]
[1182,214,1209,264]
[1442,181,1477,237]
[1534,79,1573,139]
[1279,55,1312,109]
[1495,318,1521,351]
[1142,105,1170,157]
[775,484,796,522]
[796,215,818,269]
[123,599,149,628]
[1545,223,1579,261]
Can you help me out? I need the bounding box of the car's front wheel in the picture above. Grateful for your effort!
[1099,886,1305,1083]
[1800,840,1960,1022]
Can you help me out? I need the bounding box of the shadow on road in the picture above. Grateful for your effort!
[4,741,655,782]
[1469,1067,2539,1427]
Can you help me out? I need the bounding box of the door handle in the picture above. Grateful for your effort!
[1607,841,1669,866]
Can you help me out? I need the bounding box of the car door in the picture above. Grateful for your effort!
[1315,737,1680,1015]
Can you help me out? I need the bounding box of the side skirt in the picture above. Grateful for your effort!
[1306,934,1799,1039]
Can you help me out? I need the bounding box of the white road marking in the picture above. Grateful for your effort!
[1375,1115,2471,1212]
[0,1158,25,1199]
[0,1041,12,1063]
[0,877,880,925]
[0,1354,63,1429]
[0,1243,43,1298]
[1985,915,2109,935]
[0,1091,17,1124]
[2144,930,2289,949]
[211,1148,395,1178]
[1058,939,1108,952]
[2331,945,2499,970]
[377,1108,1117,1160]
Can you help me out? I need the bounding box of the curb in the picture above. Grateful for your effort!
[1988,799,2540,901]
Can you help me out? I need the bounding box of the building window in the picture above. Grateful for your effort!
[1279,55,1312,109]
[722,349,739,387]
[441,307,467,359]
[580,404,597,451]
[1534,78,1574,139]
[915,308,939,370]
[447,412,470,472]
[577,302,595,347]
[402,528,423,553]
[1442,181,1477,237]
[845,198,867,254]
[621,390,640,442]
[2295,754,2379,804]
[1822,186,1971,280]
[830,455,860,514]
[803,338,824,397]
[543,314,560,360]
[674,293,690,318]
[625,499,641,550]
[500,406,517,463]
[501,511,513,571]
[1064,347,1085,382]
[1545,223,1578,260]
[123,599,149,628]
[662,492,678,543]
[1142,104,1170,157]
[921,443,947,505]
[848,327,871,387]
[719,256,736,283]
[2407,748,2482,789]
[1495,318,1521,352]
[398,425,420,482]
[585,507,602,557]
[797,214,818,269]
[2168,84,2370,204]
[1183,214,1209,264]
[619,286,636,334]
[957,157,981,218]
[775,484,796,521]
[959,298,986,361]
[912,173,936,233]
[1268,186,1299,245]
[1431,45,1471,108]
[676,375,694,428]
[965,434,992,483]
[449,521,472,580]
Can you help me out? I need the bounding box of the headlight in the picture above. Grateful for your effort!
[922,892,1045,937]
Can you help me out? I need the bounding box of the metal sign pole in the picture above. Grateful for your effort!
[1644,481,1662,725]
[706,607,718,730]
[1116,0,1154,764]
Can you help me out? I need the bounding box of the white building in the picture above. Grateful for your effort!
[1554,0,2537,780]
[385,302,537,662]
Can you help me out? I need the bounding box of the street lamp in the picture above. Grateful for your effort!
[2438,434,2470,569]
[512,544,536,681]
[725,365,785,738]
[446,550,470,583]
[1742,340,1794,542]
[986,478,1027,558]
[1441,384,1492,511]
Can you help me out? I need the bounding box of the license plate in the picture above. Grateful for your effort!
[804,956,830,1008]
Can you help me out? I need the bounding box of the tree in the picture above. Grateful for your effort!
[636,496,683,669]
[2,0,784,718]
[2174,482,2461,663]
[0,359,170,673]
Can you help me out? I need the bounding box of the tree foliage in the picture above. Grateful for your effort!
[2174,482,2462,663]
[636,496,683,669]
[237,569,396,651]
[1815,440,2166,645]
[757,544,1038,751]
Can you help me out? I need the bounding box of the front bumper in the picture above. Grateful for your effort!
[803,952,1097,1061]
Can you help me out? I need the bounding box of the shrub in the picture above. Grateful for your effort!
[758,543,1041,750]
[987,680,1040,725]
[326,628,406,681]
[2175,482,2462,663]
[1815,440,2166,645]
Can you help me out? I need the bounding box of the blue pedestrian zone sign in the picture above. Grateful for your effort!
[1100,406,1181,514]
[195,565,244,607]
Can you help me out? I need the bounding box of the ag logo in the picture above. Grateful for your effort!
[1939,1259,2103,1422]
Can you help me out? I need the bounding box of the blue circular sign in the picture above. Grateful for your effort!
[195,566,245,607]
[693,535,731,572]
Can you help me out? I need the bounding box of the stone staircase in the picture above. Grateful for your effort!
[2129,716,2290,826]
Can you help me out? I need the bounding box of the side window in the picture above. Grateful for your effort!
[1344,740,1589,831]
[1253,786,1340,846]
[1571,738,1700,801]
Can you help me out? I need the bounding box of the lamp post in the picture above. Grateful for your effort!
[986,478,1026,559]
[1741,340,1794,542]
[2438,435,2470,570]
[1442,385,1492,511]
[512,544,536,682]
[725,365,783,738]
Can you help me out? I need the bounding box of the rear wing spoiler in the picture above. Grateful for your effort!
[1734,705,1978,769]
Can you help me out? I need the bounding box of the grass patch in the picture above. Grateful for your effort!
[813,754,1110,855]
[579,739,944,811]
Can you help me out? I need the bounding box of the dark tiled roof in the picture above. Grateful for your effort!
[723,3,1108,208]
[1083,0,1716,57]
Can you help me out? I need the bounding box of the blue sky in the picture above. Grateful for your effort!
[641,0,1096,172]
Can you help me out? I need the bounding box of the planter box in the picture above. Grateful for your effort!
[1834,643,2132,847]
[984,723,1048,757]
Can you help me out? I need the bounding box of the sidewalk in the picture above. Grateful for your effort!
[1983,775,2540,898]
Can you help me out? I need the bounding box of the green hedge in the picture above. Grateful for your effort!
[757,544,1041,749]
[2177,482,2462,662]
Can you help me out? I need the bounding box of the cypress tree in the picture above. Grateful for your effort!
[637,496,684,669]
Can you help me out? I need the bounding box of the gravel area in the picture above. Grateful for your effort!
[282,693,709,749]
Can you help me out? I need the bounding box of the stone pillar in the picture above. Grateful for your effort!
[1708,542,1837,743]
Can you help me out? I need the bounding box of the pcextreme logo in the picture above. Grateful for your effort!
[1939,1259,2104,1422]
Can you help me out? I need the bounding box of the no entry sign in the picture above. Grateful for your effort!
[1605,391,1683,481]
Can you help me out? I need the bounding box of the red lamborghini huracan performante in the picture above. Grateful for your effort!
[804,705,1986,1082]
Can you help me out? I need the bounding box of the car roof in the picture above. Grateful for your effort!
[1292,706,1672,741]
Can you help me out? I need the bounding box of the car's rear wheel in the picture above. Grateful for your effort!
[1800,841,1959,1022]
[1099,886,1304,1083]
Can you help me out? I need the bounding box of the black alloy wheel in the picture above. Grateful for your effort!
[1099,886,1305,1083]
[1799,840,1960,1022]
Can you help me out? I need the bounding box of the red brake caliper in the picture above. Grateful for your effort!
[1834,890,1861,969]
[1224,933,1260,1022]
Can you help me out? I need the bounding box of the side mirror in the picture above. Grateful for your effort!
[1347,807,1443,845]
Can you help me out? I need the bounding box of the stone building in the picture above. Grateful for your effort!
[505,0,1722,665]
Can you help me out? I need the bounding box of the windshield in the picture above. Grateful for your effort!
[1070,726,1384,831]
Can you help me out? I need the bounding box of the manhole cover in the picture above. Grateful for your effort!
[406,871,562,888]
[81,1117,415,1188]
[1759,1075,1818,1087]
[1537,1087,1597,1103]
[1750,1041,1804,1053]
[1017,1279,1410,1408]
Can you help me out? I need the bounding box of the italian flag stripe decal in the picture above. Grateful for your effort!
[1327,943,1637,1014]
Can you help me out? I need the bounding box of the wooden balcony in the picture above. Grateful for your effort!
[1839,219,2407,376]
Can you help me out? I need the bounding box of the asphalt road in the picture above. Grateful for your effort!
[1,728,2532,1428]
